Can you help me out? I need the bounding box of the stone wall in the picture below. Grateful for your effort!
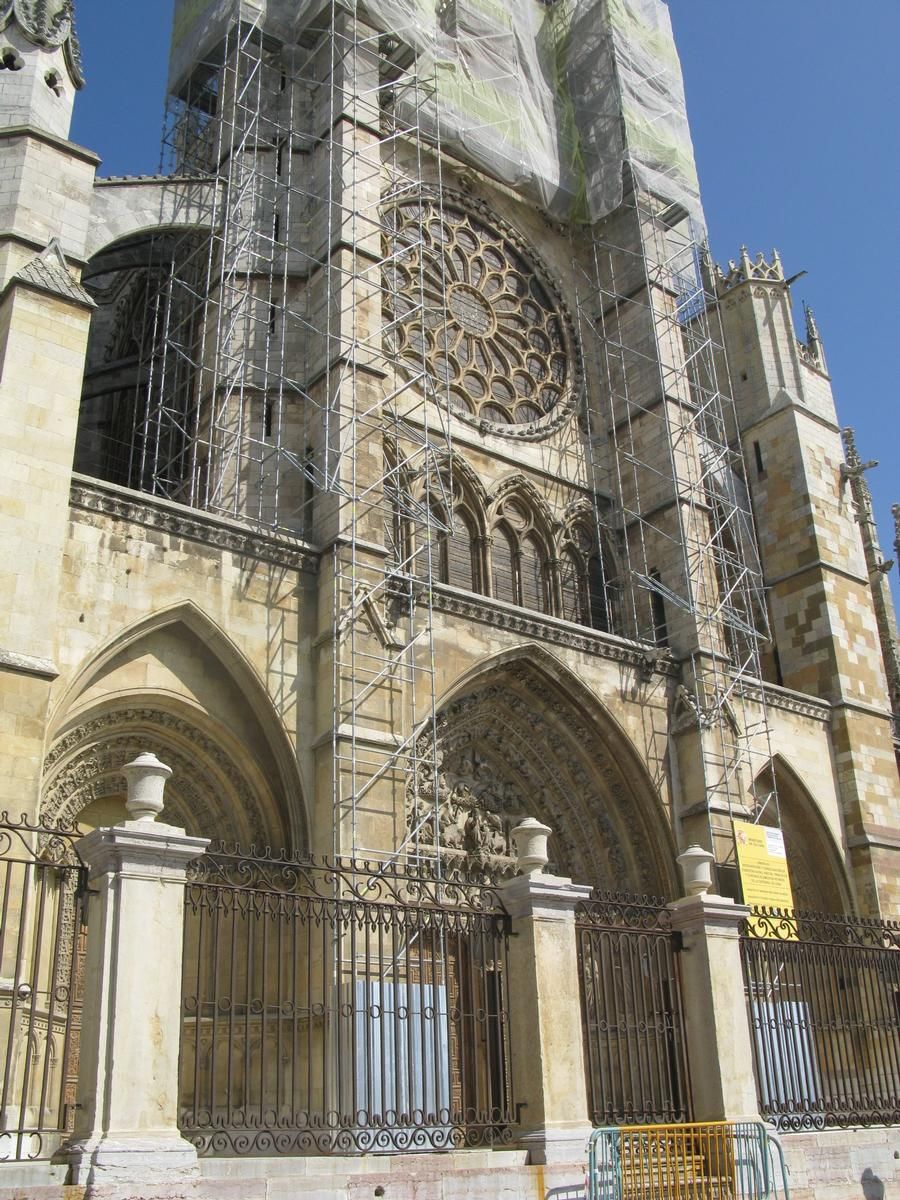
[780,1128,899,1200]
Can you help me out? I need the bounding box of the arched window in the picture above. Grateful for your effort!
[559,549,585,624]
[520,535,545,612]
[491,524,517,606]
[560,521,621,634]
[406,460,486,594]
[446,509,477,591]
[415,509,446,582]
[588,554,610,633]
[488,493,551,613]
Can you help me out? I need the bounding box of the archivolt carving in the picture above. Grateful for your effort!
[407,667,675,894]
[41,708,273,846]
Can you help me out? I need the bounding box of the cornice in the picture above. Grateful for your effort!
[742,679,832,725]
[0,123,99,164]
[68,476,320,574]
[427,583,677,674]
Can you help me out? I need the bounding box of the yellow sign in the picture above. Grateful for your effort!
[733,819,796,939]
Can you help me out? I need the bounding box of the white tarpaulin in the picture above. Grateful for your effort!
[168,0,703,229]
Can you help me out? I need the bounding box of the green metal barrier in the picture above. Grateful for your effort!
[586,1121,790,1200]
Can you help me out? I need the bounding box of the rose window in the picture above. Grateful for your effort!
[383,197,577,437]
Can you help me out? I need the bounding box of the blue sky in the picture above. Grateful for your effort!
[70,1,899,609]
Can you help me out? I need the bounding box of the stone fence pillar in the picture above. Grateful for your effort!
[499,820,593,1164]
[64,753,209,1195]
[668,845,760,1122]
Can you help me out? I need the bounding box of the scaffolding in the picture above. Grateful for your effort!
[125,1,478,863]
[94,0,782,876]
[571,182,781,869]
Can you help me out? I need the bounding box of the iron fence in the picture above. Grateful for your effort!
[741,906,900,1130]
[576,892,689,1126]
[0,813,87,1162]
[180,846,516,1154]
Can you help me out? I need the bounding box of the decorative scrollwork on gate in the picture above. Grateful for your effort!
[188,843,507,912]
[0,814,87,1163]
[180,846,516,1156]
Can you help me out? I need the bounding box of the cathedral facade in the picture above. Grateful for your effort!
[1,1,899,1196]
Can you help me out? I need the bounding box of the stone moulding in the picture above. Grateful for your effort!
[742,679,832,725]
[68,476,320,573]
[428,588,835,732]
[0,647,58,679]
[427,582,677,672]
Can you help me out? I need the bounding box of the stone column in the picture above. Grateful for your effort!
[499,820,593,1164]
[667,845,760,1122]
[64,753,209,1194]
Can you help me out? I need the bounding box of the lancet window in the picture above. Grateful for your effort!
[389,455,485,592]
[559,521,620,635]
[488,495,550,614]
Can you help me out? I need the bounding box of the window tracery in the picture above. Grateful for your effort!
[488,496,550,614]
[388,454,486,591]
[385,451,624,635]
[414,503,482,593]
[383,193,579,440]
[560,521,621,635]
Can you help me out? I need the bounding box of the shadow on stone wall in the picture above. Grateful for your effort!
[862,1168,885,1200]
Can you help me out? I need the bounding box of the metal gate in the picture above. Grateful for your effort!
[741,906,900,1129]
[577,892,690,1126]
[0,814,87,1162]
[179,846,516,1154]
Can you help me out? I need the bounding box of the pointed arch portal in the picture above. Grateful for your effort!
[409,651,678,896]
[754,756,852,914]
[41,604,305,851]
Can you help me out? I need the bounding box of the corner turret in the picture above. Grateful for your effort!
[717,248,900,911]
[0,0,84,138]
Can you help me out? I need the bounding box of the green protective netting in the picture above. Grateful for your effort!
[167,0,703,230]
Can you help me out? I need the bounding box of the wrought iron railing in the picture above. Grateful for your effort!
[179,845,516,1154]
[0,813,87,1162]
[576,892,689,1126]
[740,906,900,1130]
[586,1121,791,1200]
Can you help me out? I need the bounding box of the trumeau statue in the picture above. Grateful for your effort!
[0,0,83,84]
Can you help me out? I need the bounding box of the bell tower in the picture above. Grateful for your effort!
[718,250,900,914]
[0,0,97,814]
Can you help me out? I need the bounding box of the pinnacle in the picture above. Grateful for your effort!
[0,0,84,86]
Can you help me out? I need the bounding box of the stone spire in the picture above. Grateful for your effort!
[0,0,83,87]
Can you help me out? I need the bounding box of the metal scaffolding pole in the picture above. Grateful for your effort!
[119,2,465,866]
[572,179,782,874]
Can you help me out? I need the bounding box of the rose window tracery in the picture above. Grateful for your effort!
[383,196,578,438]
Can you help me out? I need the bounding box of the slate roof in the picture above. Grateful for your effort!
[11,247,94,308]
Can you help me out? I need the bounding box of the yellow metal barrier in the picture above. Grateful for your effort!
[587,1121,790,1200]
